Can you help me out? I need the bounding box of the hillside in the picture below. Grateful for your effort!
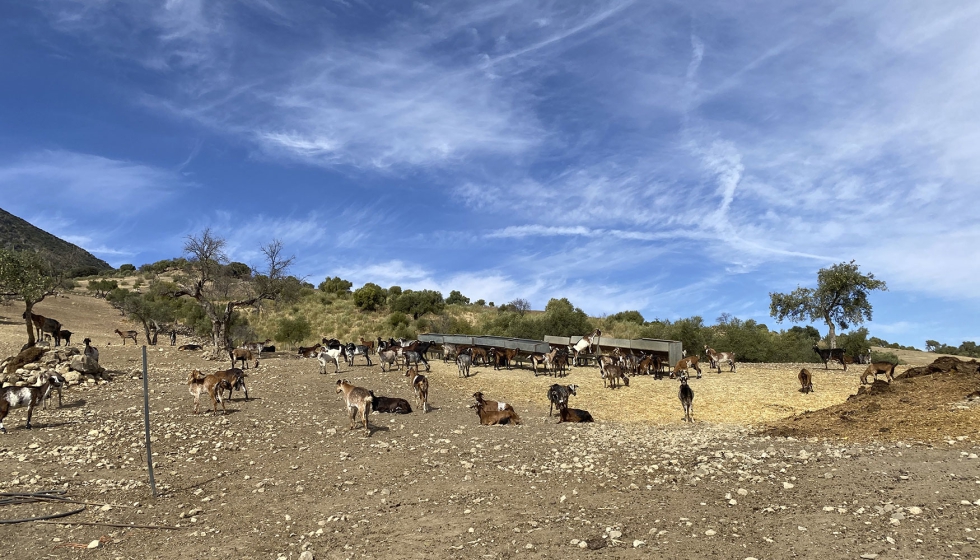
[0,207,112,273]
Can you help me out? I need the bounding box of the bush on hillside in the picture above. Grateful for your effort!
[353,283,387,311]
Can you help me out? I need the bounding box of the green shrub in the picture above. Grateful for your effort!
[353,283,387,311]
[870,351,902,365]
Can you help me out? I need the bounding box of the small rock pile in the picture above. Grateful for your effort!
[0,346,109,388]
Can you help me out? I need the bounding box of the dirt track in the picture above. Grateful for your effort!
[2,295,980,559]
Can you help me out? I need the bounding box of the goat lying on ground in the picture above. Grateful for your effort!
[672,356,702,379]
[336,379,373,435]
[230,348,258,369]
[298,344,322,358]
[812,345,847,371]
[406,367,430,413]
[187,370,231,416]
[861,361,897,384]
[369,391,412,414]
[178,344,202,351]
[241,339,271,354]
[557,403,593,423]
[678,373,694,423]
[471,391,514,413]
[547,384,578,416]
[704,346,736,373]
[115,328,139,345]
[798,368,814,394]
[473,402,522,425]
[1,372,59,433]
[211,367,249,401]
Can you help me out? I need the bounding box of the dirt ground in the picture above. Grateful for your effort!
[2,294,980,560]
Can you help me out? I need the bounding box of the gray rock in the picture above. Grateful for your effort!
[70,355,103,375]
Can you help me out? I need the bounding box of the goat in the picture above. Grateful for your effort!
[672,356,702,379]
[229,348,258,369]
[114,328,139,345]
[469,347,488,366]
[1,371,59,433]
[812,345,847,371]
[241,339,271,354]
[402,350,429,372]
[456,350,472,378]
[442,343,459,363]
[378,349,399,372]
[678,373,694,422]
[473,404,522,426]
[298,344,322,358]
[177,344,202,351]
[405,367,430,412]
[187,370,231,416]
[571,328,601,366]
[170,330,177,346]
[36,372,65,409]
[557,403,594,423]
[369,391,412,414]
[211,367,249,401]
[317,345,346,374]
[335,379,373,435]
[704,346,736,373]
[529,347,559,376]
[798,368,814,394]
[344,343,373,367]
[552,350,569,377]
[599,360,629,388]
[83,338,100,363]
[547,384,577,417]
[489,347,518,370]
[23,311,62,346]
[471,391,514,413]
[58,330,73,346]
[262,345,276,353]
[861,361,897,384]
[359,337,376,354]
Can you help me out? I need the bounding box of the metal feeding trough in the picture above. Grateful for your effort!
[419,333,552,355]
[544,335,684,366]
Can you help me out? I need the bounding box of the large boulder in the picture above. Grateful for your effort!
[70,355,104,375]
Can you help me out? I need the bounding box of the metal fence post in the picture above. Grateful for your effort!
[141,346,157,497]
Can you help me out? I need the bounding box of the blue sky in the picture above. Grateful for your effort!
[1,1,978,348]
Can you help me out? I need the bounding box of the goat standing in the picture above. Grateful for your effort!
[678,373,694,423]
[336,379,373,435]
[406,367,430,413]
[456,350,472,378]
[704,346,736,373]
[114,328,139,345]
[798,368,814,394]
[547,384,578,417]
[861,361,896,384]
[187,370,231,416]
[1,372,58,432]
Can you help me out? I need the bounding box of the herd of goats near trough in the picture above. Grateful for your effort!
[3,315,902,436]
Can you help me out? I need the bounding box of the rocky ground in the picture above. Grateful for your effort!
[1,295,980,560]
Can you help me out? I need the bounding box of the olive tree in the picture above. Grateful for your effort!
[770,260,886,349]
[0,249,59,347]
[171,229,294,349]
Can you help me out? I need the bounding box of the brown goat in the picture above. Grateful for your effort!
[672,356,702,379]
[405,367,430,413]
[471,391,514,413]
[187,369,231,415]
[861,361,897,384]
[557,404,594,423]
[474,404,522,426]
[229,347,258,369]
[335,379,373,435]
[114,328,139,345]
[798,368,814,394]
[211,367,249,401]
